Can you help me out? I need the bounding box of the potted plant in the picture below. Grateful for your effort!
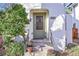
[26,40,33,55]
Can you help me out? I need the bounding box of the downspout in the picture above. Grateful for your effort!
[73,6,76,23]
[64,3,67,46]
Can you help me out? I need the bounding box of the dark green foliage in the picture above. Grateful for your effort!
[0,4,29,36]
[0,4,29,55]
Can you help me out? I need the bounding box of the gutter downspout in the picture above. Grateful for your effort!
[64,3,67,46]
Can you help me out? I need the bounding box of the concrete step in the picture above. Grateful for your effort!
[24,39,53,56]
[32,39,51,43]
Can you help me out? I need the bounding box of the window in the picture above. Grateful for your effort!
[36,16,43,30]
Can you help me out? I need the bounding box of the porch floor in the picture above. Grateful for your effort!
[24,39,54,56]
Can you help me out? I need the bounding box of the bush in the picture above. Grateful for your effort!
[0,3,28,56]
[5,42,24,56]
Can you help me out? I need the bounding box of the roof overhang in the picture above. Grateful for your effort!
[65,3,78,8]
[30,9,49,13]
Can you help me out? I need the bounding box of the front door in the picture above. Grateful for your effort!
[33,13,46,39]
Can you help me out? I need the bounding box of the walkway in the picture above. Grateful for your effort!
[24,39,54,56]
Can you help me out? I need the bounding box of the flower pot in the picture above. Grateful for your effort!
[27,47,33,54]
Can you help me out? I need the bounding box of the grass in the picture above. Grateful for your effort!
[47,43,79,56]
[66,45,79,56]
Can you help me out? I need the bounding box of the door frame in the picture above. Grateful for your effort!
[30,9,49,39]
[33,13,46,39]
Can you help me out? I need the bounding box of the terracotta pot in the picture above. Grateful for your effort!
[27,47,33,54]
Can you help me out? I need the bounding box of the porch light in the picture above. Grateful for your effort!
[64,3,78,14]
[65,7,72,14]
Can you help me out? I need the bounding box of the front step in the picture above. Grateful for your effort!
[32,39,51,43]
[24,39,53,56]
[32,39,52,47]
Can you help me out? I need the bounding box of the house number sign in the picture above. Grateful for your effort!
[50,16,56,19]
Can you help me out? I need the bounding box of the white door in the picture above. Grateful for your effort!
[33,13,46,39]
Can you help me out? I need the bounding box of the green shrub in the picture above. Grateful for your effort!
[6,42,24,56]
[0,3,29,56]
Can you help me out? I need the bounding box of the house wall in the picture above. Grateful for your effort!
[75,4,79,35]
[42,3,66,44]
[22,3,75,44]
[22,3,42,40]
[42,3,65,27]
[65,14,73,44]
[65,4,79,44]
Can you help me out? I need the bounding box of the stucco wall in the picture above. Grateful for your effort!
[42,3,66,43]
[22,3,42,40]
[65,4,79,44]
[22,3,75,44]
[42,3,65,27]
[66,14,73,44]
[64,5,79,44]
[75,4,79,35]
